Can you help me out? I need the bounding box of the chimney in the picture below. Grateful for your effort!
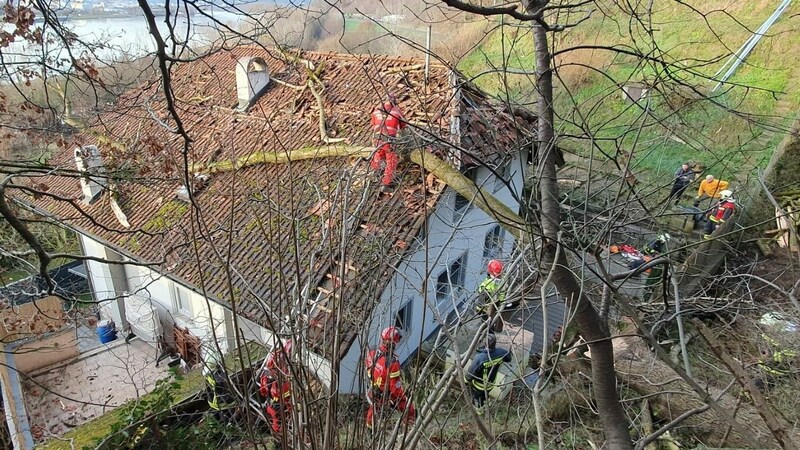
[74,145,106,205]
[235,56,270,111]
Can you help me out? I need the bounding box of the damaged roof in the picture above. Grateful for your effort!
[22,46,534,360]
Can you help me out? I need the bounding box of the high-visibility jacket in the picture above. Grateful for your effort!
[206,370,234,411]
[697,178,729,198]
[708,200,735,223]
[478,276,505,306]
[759,334,797,377]
[365,346,405,401]
[371,103,405,139]
[465,347,511,392]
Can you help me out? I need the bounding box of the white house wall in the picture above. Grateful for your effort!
[339,150,525,394]
[80,234,235,358]
[81,235,336,391]
[78,234,121,316]
[124,262,230,356]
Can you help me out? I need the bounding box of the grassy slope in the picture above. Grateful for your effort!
[459,0,800,190]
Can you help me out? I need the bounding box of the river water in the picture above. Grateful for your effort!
[49,10,245,56]
[3,6,270,69]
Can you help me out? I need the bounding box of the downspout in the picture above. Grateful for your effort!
[2,347,34,450]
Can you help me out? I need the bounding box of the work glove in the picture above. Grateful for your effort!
[693,198,700,208]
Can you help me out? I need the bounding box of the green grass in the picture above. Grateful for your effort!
[0,267,31,285]
[458,0,800,189]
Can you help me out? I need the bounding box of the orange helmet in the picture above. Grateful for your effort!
[380,326,402,344]
[487,259,504,277]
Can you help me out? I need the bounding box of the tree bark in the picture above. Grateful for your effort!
[615,334,794,449]
[531,16,634,449]
[694,320,799,450]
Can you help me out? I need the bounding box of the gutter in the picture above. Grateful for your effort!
[2,350,35,450]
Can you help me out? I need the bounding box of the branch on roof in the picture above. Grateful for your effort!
[271,77,304,91]
[90,130,126,152]
[108,184,130,228]
[408,149,526,240]
[383,64,424,75]
[277,47,315,72]
[274,49,345,143]
[307,78,347,145]
[190,146,373,175]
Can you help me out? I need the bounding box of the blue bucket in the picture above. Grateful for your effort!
[97,320,118,344]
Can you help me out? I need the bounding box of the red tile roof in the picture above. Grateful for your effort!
[21,47,533,360]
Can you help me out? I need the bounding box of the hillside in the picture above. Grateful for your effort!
[459,0,800,191]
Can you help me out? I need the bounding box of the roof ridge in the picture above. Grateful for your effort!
[231,44,449,69]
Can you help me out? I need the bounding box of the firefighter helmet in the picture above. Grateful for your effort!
[719,190,732,201]
[487,259,504,277]
[381,326,402,344]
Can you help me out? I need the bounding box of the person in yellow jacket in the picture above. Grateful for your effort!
[755,333,797,391]
[693,175,729,206]
[476,260,506,333]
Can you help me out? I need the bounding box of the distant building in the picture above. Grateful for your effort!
[381,14,405,24]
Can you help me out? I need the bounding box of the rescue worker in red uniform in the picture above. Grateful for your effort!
[265,380,292,435]
[703,189,735,240]
[370,95,406,191]
[259,339,292,399]
[364,326,416,428]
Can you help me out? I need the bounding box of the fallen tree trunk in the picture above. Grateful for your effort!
[614,335,795,449]
[190,146,528,240]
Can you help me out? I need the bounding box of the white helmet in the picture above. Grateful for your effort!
[719,190,733,201]
[657,233,671,242]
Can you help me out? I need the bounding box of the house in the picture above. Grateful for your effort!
[19,47,535,394]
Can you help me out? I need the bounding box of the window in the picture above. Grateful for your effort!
[494,161,510,192]
[395,301,413,333]
[435,253,468,311]
[454,192,471,219]
[453,168,477,220]
[173,284,192,317]
[483,225,505,260]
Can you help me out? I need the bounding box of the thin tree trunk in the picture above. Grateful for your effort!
[531,17,634,449]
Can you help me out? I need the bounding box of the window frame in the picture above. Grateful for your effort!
[483,224,505,261]
[435,252,468,313]
[172,284,193,318]
[493,160,510,193]
[453,191,472,220]
[394,300,413,334]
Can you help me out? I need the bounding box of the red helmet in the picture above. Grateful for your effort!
[380,326,402,344]
[487,259,504,277]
